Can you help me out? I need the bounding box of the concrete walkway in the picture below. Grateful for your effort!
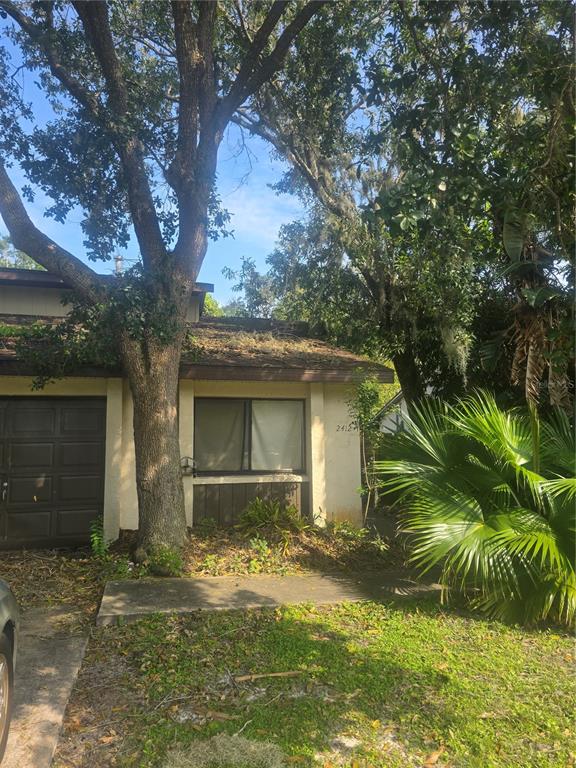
[3,607,88,768]
[97,572,440,626]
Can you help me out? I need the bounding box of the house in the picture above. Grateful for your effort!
[0,267,393,549]
[376,387,435,435]
[377,390,407,434]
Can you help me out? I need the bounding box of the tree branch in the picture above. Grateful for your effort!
[232,110,352,219]
[223,2,288,110]
[0,1,101,119]
[197,0,218,131]
[171,1,220,270]
[232,0,253,45]
[218,1,327,127]
[73,1,166,269]
[173,1,324,273]
[169,1,199,190]
[0,162,105,303]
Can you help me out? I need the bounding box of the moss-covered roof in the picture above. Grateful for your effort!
[0,315,393,383]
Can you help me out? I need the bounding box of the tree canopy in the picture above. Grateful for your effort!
[230,0,574,407]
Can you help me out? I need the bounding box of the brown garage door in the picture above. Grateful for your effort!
[0,397,106,549]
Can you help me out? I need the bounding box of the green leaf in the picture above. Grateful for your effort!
[521,286,562,307]
[502,208,525,261]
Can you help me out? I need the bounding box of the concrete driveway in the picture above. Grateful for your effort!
[3,607,87,768]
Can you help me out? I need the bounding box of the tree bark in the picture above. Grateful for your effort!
[392,346,425,407]
[122,334,187,553]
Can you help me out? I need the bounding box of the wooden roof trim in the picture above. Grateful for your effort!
[179,363,394,383]
[0,360,393,383]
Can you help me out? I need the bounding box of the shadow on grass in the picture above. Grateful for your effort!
[57,595,575,768]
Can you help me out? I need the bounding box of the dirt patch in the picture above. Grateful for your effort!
[53,641,141,768]
[0,549,105,623]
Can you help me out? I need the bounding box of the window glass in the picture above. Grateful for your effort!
[251,400,304,471]
[194,399,245,471]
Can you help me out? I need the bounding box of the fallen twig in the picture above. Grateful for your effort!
[234,670,302,683]
[233,718,253,736]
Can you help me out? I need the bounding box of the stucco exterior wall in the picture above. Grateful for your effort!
[0,285,71,317]
[323,383,363,525]
[0,376,107,397]
[0,284,202,321]
[0,375,363,538]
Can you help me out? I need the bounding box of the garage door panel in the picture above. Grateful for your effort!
[56,508,99,536]
[9,475,52,503]
[0,397,106,548]
[10,443,55,468]
[60,442,102,467]
[6,510,52,539]
[59,475,103,502]
[11,408,56,435]
[61,408,105,435]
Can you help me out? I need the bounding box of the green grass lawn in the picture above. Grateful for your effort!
[55,599,575,768]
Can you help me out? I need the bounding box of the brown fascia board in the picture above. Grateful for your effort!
[0,268,213,294]
[0,359,393,383]
[179,363,394,383]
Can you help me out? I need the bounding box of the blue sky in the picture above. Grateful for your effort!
[4,126,304,304]
[1,28,306,304]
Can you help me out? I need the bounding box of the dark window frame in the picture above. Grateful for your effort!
[194,397,306,476]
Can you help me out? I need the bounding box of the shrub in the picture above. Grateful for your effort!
[163,733,287,768]
[237,497,308,537]
[375,391,575,626]
[147,545,184,577]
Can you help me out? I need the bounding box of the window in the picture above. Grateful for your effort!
[194,398,305,474]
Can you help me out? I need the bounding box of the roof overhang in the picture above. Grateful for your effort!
[0,360,393,383]
[0,268,213,294]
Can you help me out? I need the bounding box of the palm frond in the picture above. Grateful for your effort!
[374,390,576,626]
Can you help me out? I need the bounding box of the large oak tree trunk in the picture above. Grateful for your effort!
[123,334,187,553]
[392,346,424,407]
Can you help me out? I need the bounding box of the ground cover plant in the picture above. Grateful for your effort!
[53,600,575,768]
[376,391,576,626]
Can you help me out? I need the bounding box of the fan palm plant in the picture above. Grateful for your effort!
[375,392,575,626]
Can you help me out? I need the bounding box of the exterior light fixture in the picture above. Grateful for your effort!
[180,456,196,476]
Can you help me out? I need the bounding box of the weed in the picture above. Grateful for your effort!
[90,516,109,560]
[200,553,223,575]
[74,602,576,768]
[249,534,271,558]
[147,545,184,577]
[101,555,135,580]
[329,521,369,541]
